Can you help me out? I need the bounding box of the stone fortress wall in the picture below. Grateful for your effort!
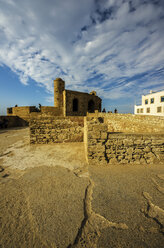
[6,78,102,121]
[7,106,63,122]
[87,112,164,133]
[84,116,164,165]
[2,77,164,165]
[54,78,101,116]
[7,106,38,122]
[29,112,164,165]
[30,116,84,144]
[64,90,101,116]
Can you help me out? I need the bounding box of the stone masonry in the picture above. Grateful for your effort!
[84,117,164,165]
[87,112,164,133]
[7,78,102,120]
[30,116,84,144]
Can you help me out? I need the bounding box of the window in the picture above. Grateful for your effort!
[150,98,154,104]
[157,106,162,113]
[137,109,139,113]
[146,108,150,113]
[73,98,78,112]
[88,100,95,113]
[145,99,148,104]
[161,96,164,102]
[140,108,143,113]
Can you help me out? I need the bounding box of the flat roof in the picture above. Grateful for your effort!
[143,89,164,96]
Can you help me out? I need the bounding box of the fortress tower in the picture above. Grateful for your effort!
[54,78,65,109]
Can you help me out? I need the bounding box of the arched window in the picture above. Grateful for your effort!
[73,98,78,112]
[88,100,95,113]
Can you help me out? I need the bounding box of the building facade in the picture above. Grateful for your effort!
[54,78,101,116]
[134,90,164,116]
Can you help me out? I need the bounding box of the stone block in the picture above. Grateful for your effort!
[134,148,143,154]
[144,152,156,159]
[134,139,143,145]
[100,132,107,140]
[127,147,133,154]
[107,154,116,160]
[123,139,130,146]
[133,159,141,164]
[93,125,107,132]
[133,154,141,159]
[119,159,129,164]
[109,157,118,164]
[117,155,125,160]
[140,158,147,164]
[152,147,164,152]
[143,146,151,153]
[117,140,123,146]
[145,140,152,145]
[108,148,116,154]
[105,140,114,146]
[91,132,101,139]
[152,139,164,145]
[125,154,132,160]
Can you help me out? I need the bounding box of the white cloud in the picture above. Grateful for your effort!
[0,0,164,100]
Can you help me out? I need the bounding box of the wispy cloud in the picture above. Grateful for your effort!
[0,0,164,100]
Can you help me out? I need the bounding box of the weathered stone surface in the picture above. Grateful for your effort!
[109,158,118,164]
[84,117,164,165]
[127,147,133,154]
[30,117,84,144]
[87,112,164,133]
[140,158,147,164]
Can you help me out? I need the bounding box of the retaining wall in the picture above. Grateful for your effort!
[30,116,84,144]
[84,117,164,165]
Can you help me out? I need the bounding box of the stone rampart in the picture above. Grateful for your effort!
[87,112,164,133]
[84,117,164,165]
[30,116,84,144]
[7,106,63,123]
[40,106,63,116]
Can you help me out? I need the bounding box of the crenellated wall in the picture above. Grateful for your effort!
[84,117,164,165]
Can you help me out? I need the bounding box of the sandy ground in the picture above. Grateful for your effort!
[0,127,164,248]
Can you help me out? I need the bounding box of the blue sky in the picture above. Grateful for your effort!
[0,0,164,115]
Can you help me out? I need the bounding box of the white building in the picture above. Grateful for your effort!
[134,90,164,116]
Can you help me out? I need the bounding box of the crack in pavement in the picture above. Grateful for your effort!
[69,178,128,248]
[142,173,164,234]
[152,177,164,194]
[142,192,164,234]
[157,174,164,180]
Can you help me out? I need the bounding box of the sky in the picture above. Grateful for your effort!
[0,0,164,115]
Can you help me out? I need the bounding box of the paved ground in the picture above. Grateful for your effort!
[0,127,164,247]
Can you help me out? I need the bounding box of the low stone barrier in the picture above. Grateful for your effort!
[84,117,164,165]
[30,116,84,144]
[87,112,164,133]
